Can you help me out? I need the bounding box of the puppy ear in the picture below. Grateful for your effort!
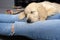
[37,4,48,21]
[18,12,25,19]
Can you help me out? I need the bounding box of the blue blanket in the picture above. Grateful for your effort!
[0,13,60,23]
[0,13,60,40]
[0,20,60,40]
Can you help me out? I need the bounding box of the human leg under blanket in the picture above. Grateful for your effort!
[0,14,26,23]
[0,20,60,40]
[0,13,60,23]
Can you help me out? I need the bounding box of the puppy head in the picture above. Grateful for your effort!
[24,3,40,23]
[24,3,47,23]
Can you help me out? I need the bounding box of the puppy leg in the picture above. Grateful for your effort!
[18,12,25,20]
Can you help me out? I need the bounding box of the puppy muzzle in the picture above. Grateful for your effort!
[27,19,32,23]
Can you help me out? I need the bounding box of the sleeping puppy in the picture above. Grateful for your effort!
[19,1,60,23]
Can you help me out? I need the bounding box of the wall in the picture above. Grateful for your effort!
[0,0,14,8]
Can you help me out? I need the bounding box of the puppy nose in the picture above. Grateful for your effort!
[27,19,31,23]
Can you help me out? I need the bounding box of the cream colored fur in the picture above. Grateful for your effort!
[19,1,60,22]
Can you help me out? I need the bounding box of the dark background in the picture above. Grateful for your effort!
[14,0,60,7]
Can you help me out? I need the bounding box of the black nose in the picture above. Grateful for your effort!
[27,19,31,23]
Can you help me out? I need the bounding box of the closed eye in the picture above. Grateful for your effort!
[31,11,35,14]
[25,14,27,17]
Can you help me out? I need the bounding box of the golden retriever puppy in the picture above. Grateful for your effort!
[19,1,60,23]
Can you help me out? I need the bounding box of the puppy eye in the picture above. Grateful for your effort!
[31,11,34,14]
[25,14,27,17]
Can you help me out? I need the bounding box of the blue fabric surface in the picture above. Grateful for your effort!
[47,13,60,20]
[0,13,60,23]
[0,23,12,36]
[14,20,60,40]
[0,20,60,40]
[0,13,60,40]
[0,14,26,23]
